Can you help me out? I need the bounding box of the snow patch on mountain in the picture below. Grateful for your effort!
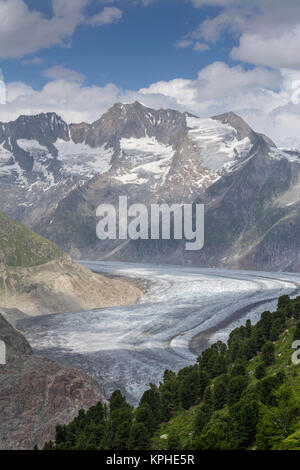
[270,147,300,163]
[18,139,57,189]
[0,143,13,170]
[17,139,48,153]
[55,139,113,177]
[186,116,252,172]
[114,136,175,186]
[0,143,27,186]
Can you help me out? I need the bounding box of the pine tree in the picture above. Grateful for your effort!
[255,363,266,379]
[194,403,212,433]
[43,440,54,450]
[260,311,272,339]
[203,385,213,408]
[252,326,265,352]
[128,422,150,450]
[213,376,228,410]
[231,361,246,377]
[140,384,161,424]
[231,397,259,449]
[294,321,300,341]
[135,403,156,434]
[245,319,252,337]
[261,341,275,366]
[278,295,291,309]
[167,430,181,450]
[270,324,280,342]
[228,376,248,406]
[179,370,200,409]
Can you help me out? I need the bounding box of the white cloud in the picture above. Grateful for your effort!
[0,69,5,105]
[139,0,156,5]
[88,6,123,26]
[176,39,209,52]
[21,56,44,66]
[0,0,122,59]
[0,79,121,123]
[188,0,300,70]
[52,0,90,17]
[176,40,193,49]
[189,0,241,6]
[0,0,87,59]
[193,42,210,52]
[140,62,281,105]
[231,26,300,70]
[43,65,85,82]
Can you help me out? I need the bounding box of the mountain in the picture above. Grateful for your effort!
[0,210,140,315]
[1,102,300,270]
[0,313,105,450]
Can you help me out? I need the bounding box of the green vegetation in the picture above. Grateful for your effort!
[0,210,63,267]
[44,295,300,450]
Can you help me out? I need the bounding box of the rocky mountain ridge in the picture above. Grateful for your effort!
[1,102,300,270]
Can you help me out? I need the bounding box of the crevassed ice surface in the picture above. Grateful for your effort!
[17,262,300,405]
[186,116,252,172]
[115,136,174,185]
[54,139,113,177]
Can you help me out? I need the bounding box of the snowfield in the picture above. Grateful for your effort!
[55,139,113,177]
[186,116,252,172]
[115,136,175,185]
[17,262,300,405]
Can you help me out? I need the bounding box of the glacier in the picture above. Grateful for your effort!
[17,262,300,405]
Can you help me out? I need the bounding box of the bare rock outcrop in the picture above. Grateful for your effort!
[0,314,105,450]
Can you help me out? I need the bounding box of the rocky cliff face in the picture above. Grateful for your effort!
[1,102,299,271]
[0,314,105,450]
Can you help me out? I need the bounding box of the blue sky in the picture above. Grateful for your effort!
[2,0,234,90]
[1,0,300,147]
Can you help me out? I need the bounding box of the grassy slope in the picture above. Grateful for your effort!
[151,318,300,450]
[0,210,63,267]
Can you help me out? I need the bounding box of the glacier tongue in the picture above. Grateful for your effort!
[17,261,300,405]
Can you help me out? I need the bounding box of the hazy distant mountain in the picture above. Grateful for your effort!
[1,102,299,271]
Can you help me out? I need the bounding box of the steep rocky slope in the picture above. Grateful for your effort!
[0,314,105,450]
[0,210,140,315]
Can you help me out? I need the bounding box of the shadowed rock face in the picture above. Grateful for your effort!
[0,314,105,450]
[0,314,32,360]
[0,113,69,170]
